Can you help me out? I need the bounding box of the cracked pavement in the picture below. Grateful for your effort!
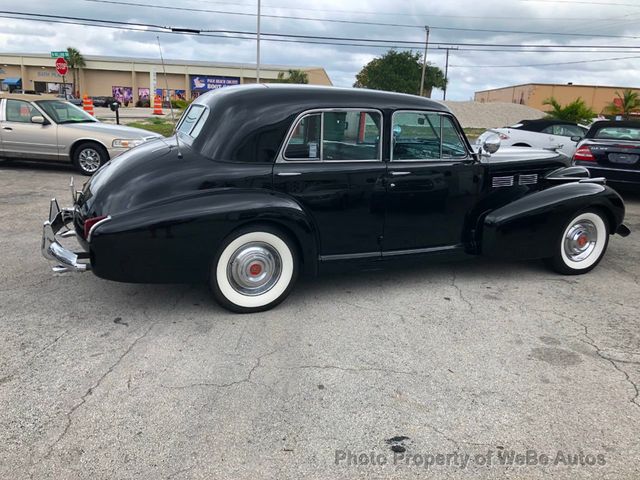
[1,162,640,479]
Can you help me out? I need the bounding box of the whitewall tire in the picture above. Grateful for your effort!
[211,227,298,313]
[548,210,609,275]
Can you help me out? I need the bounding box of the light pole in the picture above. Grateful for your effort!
[256,0,261,83]
[438,46,458,100]
[419,26,430,97]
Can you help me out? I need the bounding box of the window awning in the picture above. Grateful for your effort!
[2,77,22,86]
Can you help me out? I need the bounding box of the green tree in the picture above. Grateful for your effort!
[353,50,446,98]
[604,89,640,119]
[543,97,596,125]
[66,47,86,97]
[276,69,309,84]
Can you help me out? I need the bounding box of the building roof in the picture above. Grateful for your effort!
[0,52,324,72]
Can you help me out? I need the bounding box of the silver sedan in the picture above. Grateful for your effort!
[0,93,163,175]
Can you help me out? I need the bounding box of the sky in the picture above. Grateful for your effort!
[1,0,640,100]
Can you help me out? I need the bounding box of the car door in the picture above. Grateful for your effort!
[383,111,482,253]
[551,124,587,157]
[272,109,386,259]
[1,99,58,160]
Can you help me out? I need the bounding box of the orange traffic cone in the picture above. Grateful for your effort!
[153,95,164,115]
[82,95,95,116]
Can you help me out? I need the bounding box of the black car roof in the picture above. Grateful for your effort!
[513,119,581,132]
[194,83,450,113]
[585,120,640,138]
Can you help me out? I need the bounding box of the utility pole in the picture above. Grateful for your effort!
[419,26,430,97]
[438,46,458,101]
[256,0,261,83]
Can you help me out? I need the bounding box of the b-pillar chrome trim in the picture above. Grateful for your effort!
[41,198,90,273]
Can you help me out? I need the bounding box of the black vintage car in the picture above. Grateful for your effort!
[42,85,630,313]
[573,120,640,187]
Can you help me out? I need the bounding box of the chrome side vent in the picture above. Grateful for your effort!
[518,173,538,185]
[492,176,514,187]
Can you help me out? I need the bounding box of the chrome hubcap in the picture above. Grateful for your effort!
[78,148,101,173]
[564,220,597,262]
[227,242,282,296]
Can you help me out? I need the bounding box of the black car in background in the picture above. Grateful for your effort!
[573,120,640,187]
[91,96,120,108]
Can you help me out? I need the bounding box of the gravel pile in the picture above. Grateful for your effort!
[442,101,546,129]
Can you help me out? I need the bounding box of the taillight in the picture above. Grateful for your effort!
[84,215,107,239]
[573,146,595,162]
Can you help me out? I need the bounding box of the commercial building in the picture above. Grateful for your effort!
[474,83,640,114]
[0,52,332,104]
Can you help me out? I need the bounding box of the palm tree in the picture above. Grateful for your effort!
[543,97,595,125]
[66,47,86,97]
[276,69,309,84]
[605,89,640,119]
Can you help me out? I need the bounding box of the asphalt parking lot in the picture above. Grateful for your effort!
[1,161,640,480]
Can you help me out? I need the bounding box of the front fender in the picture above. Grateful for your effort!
[90,189,319,282]
[481,181,625,260]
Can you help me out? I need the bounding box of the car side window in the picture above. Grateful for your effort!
[6,100,39,123]
[441,116,468,158]
[322,111,381,161]
[392,112,441,160]
[284,113,321,160]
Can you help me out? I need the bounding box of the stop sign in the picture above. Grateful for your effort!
[55,57,68,76]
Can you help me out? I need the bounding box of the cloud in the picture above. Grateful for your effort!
[1,0,639,99]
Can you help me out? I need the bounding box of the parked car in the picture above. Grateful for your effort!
[41,85,629,313]
[56,93,83,106]
[573,120,640,186]
[477,119,588,158]
[0,93,162,175]
[90,96,120,108]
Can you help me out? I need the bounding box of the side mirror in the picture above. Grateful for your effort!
[570,135,582,142]
[31,115,46,125]
[481,133,501,155]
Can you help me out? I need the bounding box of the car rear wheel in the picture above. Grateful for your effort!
[546,210,609,275]
[210,226,298,313]
[73,142,108,176]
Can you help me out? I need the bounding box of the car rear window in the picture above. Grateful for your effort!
[177,104,208,138]
[593,126,640,140]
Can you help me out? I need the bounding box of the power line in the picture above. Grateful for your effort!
[98,0,636,21]
[4,11,640,54]
[80,0,640,39]
[6,10,640,50]
[451,54,640,68]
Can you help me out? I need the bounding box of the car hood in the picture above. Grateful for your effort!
[61,121,162,139]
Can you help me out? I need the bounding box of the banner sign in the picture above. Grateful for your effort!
[190,75,240,91]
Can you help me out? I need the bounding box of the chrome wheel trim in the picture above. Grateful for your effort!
[226,241,282,296]
[78,148,102,173]
[563,220,598,262]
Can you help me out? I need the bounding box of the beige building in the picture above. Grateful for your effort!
[0,52,332,105]
[474,83,640,114]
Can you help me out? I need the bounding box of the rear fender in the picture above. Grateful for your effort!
[481,182,624,260]
[90,189,319,282]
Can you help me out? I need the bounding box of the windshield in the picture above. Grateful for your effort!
[177,104,208,138]
[593,126,640,140]
[35,100,97,124]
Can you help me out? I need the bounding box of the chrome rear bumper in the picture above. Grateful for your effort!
[42,198,90,273]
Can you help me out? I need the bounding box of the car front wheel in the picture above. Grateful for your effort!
[73,142,108,176]
[547,210,609,275]
[211,226,298,313]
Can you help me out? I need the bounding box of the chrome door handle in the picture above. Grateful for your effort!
[389,183,396,188]
[277,172,302,176]
[390,171,411,176]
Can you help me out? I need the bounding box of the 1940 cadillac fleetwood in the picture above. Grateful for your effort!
[42,85,630,312]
